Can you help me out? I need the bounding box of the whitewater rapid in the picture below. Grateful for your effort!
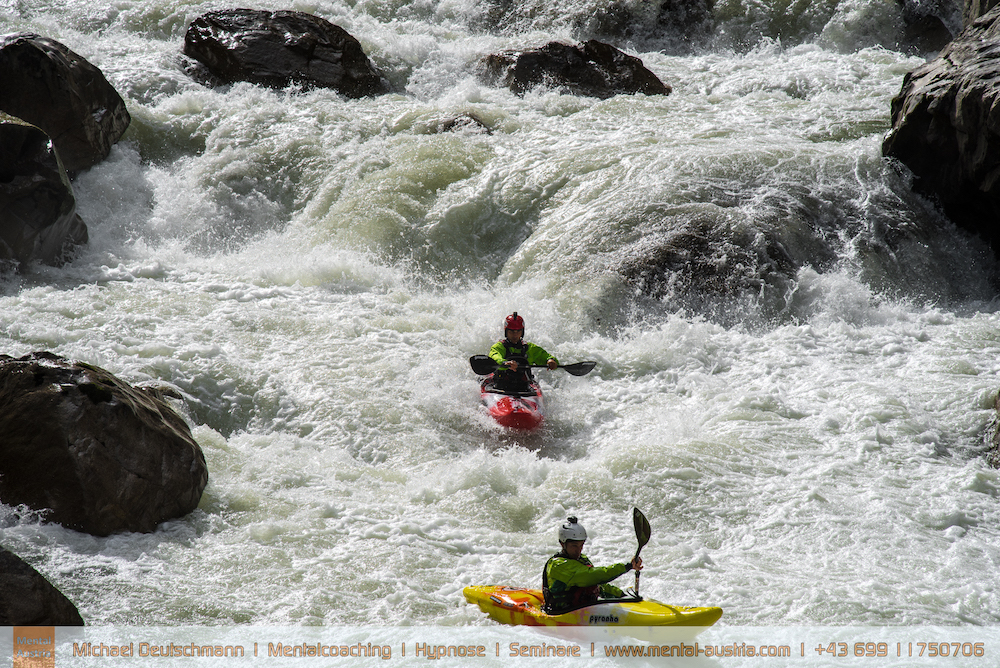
[2,0,999,651]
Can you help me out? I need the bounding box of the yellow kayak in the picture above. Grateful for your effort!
[463,586,723,628]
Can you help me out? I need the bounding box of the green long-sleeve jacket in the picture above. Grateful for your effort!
[542,553,630,613]
[488,339,557,391]
[488,339,557,367]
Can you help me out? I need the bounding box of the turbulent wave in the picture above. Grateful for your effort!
[457,0,945,54]
[5,0,982,327]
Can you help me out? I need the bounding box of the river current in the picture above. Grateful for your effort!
[2,0,999,647]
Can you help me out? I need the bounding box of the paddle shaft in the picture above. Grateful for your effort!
[632,508,651,597]
[469,355,595,376]
[634,547,642,596]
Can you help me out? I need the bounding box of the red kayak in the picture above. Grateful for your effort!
[479,373,545,431]
[469,355,595,432]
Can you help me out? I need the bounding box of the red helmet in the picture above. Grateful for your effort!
[504,312,525,332]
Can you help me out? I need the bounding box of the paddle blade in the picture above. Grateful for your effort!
[469,355,498,375]
[560,361,596,376]
[633,507,651,558]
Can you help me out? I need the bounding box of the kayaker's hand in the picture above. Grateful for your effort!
[547,358,558,370]
[505,360,519,371]
[631,556,643,571]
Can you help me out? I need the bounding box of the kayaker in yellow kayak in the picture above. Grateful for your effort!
[542,516,643,614]
[488,312,558,391]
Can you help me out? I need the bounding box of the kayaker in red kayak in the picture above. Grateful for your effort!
[488,312,558,392]
[541,516,643,614]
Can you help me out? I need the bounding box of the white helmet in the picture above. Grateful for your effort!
[558,516,587,542]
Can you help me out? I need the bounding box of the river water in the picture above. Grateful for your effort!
[2,0,999,644]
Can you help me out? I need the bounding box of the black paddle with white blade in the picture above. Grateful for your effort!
[633,507,651,598]
[468,354,596,377]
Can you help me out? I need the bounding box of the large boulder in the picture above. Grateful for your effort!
[0,547,84,626]
[182,9,390,97]
[0,352,208,536]
[882,6,1000,252]
[0,113,88,269]
[480,40,671,99]
[0,33,131,173]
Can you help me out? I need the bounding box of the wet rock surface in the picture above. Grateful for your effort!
[0,113,88,269]
[883,6,1000,254]
[0,547,84,626]
[0,352,208,536]
[0,33,130,173]
[480,40,671,98]
[182,9,390,97]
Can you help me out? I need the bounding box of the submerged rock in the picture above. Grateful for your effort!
[432,114,492,135]
[887,0,960,54]
[0,352,208,536]
[480,40,671,99]
[653,0,716,50]
[988,392,1000,469]
[616,216,797,320]
[182,9,390,97]
[900,13,954,54]
[0,547,84,626]
[471,0,713,53]
[0,33,131,173]
[882,6,1000,253]
[0,113,88,269]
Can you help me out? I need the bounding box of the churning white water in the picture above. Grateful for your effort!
[2,0,999,657]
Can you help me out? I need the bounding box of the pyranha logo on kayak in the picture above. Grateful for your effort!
[588,614,620,624]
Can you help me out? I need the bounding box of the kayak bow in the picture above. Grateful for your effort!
[463,586,723,628]
[479,374,545,431]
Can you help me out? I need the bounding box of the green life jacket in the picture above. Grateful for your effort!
[492,339,534,386]
[541,552,601,614]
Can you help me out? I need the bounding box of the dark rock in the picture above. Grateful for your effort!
[882,6,1000,254]
[889,0,959,54]
[654,0,716,50]
[901,13,955,53]
[0,113,88,269]
[182,9,390,97]
[0,547,84,625]
[480,40,671,99]
[0,33,131,173]
[0,352,208,536]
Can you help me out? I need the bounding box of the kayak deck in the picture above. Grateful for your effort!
[463,586,723,628]
[480,375,545,431]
